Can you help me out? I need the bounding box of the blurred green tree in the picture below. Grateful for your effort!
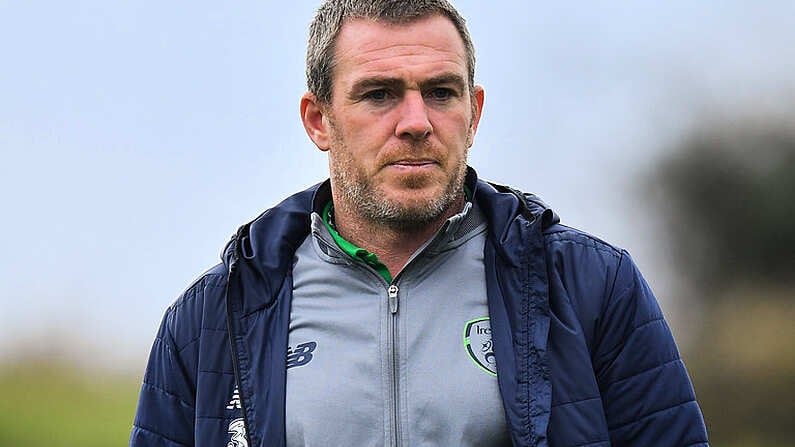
[653,123,795,296]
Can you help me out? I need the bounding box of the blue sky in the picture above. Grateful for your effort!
[1,1,793,370]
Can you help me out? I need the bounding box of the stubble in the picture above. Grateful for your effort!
[328,127,468,232]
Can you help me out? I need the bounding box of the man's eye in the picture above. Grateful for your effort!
[428,88,454,101]
[363,89,390,102]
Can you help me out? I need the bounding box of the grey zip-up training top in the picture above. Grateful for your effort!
[286,200,511,446]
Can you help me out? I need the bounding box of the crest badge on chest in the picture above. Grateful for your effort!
[463,317,497,376]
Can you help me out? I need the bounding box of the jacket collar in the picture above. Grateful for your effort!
[222,166,560,316]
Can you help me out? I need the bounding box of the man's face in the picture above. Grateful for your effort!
[312,14,484,230]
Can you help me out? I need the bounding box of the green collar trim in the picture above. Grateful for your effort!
[320,185,472,284]
[322,201,393,283]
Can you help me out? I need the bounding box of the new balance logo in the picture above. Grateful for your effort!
[286,341,317,369]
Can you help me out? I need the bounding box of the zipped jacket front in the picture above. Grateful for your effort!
[131,169,709,446]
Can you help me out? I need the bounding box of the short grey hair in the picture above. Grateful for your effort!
[306,0,476,104]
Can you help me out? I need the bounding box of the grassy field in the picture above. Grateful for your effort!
[0,361,141,446]
[1,352,792,446]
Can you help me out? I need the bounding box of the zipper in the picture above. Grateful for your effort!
[225,246,252,447]
[342,255,403,445]
[388,284,399,314]
[387,283,401,446]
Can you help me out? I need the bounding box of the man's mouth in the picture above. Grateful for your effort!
[388,159,438,168]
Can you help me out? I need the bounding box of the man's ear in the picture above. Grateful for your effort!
[300,92,331,151]
[467,85,485,147]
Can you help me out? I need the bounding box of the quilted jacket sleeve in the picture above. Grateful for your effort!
[593,251,709,446]
[130,304,197,447]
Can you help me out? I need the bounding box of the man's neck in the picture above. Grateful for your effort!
[331,196,465,279]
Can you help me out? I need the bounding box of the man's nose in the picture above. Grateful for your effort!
[395,91,432,140]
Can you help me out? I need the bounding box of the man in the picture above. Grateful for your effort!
[131,1,709,446]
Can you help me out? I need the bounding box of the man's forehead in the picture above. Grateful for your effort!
[336,14,464,50]
[332,15,468,81]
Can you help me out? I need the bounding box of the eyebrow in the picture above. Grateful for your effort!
[419,74,467,92]
[349,77,404,98]
[348,73,467,98]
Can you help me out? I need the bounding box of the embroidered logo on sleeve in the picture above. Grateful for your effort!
[226,386,242,410]
[463,318,497,376]
[226,418,248,447]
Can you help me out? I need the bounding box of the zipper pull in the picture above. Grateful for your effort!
[388,284,399,314]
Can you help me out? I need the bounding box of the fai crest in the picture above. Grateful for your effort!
[463,318,497,376]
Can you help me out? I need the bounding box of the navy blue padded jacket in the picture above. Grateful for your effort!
[131,169,709,446]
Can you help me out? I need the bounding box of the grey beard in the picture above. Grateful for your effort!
[332,160,467,232]
[342,179,461,231]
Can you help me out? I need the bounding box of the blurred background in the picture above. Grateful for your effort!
[1,1,793,445]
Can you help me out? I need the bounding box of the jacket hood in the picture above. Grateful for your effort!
[221,182,320,315]
[471,171,560,266]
